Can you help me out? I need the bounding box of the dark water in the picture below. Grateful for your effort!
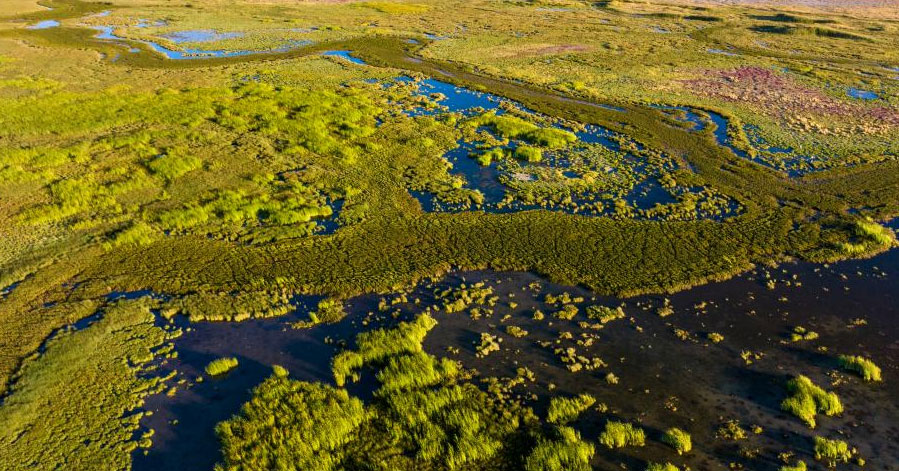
[132,237,899,470]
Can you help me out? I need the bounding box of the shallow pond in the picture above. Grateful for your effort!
[320,50,368,65]
[26,20,60,29]
[847,87,879,100]
[91,24,309,60]
[130,241,899,470]
[161,29,243,44]
[707,48,739,57]
[393,76,723,218]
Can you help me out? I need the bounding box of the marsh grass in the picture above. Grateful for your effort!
[599,421,646,449]
[525,426,594,471]
[781,375,843,428]
[546,393,596,425]
[837,355,882,382]
[661,427,692,455]
[205,357,239,376]
[813,436,853,467]
[0,300,179,471]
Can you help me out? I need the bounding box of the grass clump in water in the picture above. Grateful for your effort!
[525,426,594,471]
[216,375,366,471]
[781,375,842,428]
[332,314,436,386]
[853,219,895,246]
[813,436,854,467]
[837,355,881,382]
[599,421,646,448]
[585,305,625,323]
[205,357,239,376]
[780,461,807,471]
[219,314,543,470]
[0,300,178,471]
[514,145,543,163]
[546,393,596,425]
[661,427,692,455]
[647,463,680,471]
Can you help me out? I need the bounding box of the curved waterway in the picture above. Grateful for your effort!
[130,228,899,470]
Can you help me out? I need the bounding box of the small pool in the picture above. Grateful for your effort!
[26,20,60,29]
[320,50,368,65]
[847,87,879,100]
[92,25,309,60]
[162,30,243,44]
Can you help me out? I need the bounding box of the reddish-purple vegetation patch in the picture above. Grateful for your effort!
[683,66,899,127]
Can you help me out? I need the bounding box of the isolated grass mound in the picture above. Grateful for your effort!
[838,355,882,382]
[661,427,692,455]
[781,375,842,428]
[599,421,645,448]
[546,393,596,425]
[205,357,239,376]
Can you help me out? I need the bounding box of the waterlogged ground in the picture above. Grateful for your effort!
[389,73,742,219]
[2,1,899,470]
[129,238,899,470]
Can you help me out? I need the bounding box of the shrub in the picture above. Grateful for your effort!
[780,461,807,471]
[475,332,502,358]
[553,304,578,320]
[525,127,577,149]
[332,314,437,386]
[813,436,853,467]
[205,357,239,376]
[308,299,346,324]
[547,393,596,425]
[838,355,882,382]
[586,305,625,323]
[599,421,645,448]
[506,325,529,338]
[716,420,746,440]
[103,221,158,250]
[647,463,679,471]
[525,426,594,471]
[853,219,895,246]
[790,326,818,342]
[146,147,202,181]
[781,375,842,428]
[375,352,458,393]
[216,377,365,471]
[514,145,543,162]
[662,427,692,455]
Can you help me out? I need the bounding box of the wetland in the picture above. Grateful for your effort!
[0,0,897,470]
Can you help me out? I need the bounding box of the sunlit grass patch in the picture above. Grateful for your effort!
[547,393,595,425]
[781,375,842,428]
[837,355,881,382]
[813,436,854,467]
[662,427,692,455]
[205,356,239,376]
[598,420,646,448]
